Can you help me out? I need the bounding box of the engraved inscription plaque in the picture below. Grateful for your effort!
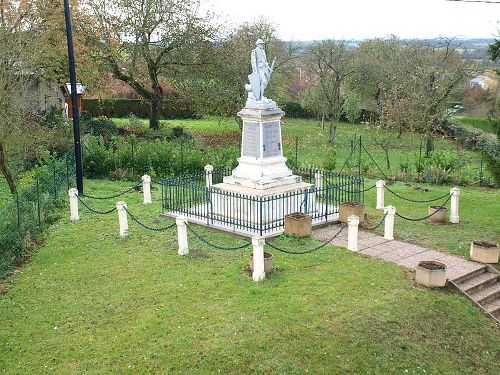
[242,121,260,158]
[262,121,281,158]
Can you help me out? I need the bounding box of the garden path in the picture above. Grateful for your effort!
[313,224,483,280]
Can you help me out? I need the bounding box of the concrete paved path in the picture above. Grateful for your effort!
[313,224,484,281]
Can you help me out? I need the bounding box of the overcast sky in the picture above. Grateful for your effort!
[205,0,499,40]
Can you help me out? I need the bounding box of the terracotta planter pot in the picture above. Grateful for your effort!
[249,252,273,273]
[470,240,499,264]
[428,205,447,223]
[284,212,312,237]
[415,261,447,287]
[339,201,365,223]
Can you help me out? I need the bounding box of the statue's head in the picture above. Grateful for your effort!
[256,39,265,48]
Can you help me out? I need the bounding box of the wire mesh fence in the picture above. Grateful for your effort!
[0,150,76,278]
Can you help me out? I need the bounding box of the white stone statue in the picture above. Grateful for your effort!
[246,39,276,108]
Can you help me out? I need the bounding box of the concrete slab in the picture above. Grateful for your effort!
[358,236,390,248]
[393,250,445,269]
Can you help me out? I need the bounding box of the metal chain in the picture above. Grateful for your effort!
[329,183,376,194]
[395,194,452,222]
[266,224,347,255]
[77,195,117,214]
[360,212,387,230]
[81,181,142,200]
[384,185,450,203]
[186,223,251,250]
[124,207,176,231]
[360,143,389,180]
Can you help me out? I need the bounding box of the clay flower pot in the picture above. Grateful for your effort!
[428,205,447,223]
[284,212,312,237]
[415,261,447,287]
[470,241,499,264]
[339,201,365,223]
[250,252,273,274]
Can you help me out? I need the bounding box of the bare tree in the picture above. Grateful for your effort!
[302,40,356,142]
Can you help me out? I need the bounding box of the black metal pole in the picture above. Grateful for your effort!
[63,0,83,194]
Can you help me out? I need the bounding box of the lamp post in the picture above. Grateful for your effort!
[63,0,84,194]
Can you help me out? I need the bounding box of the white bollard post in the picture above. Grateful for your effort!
[68,188,80,221]
[142,175,152,205]
[252,237,266,282]
[204,164,213,188]
[384,205,396,240]
[315,170,323,192]
[450,187,460,224]
[376,180,385,210]
[116,201,129,238]
[347,215,360,252]
[176,216,189,255]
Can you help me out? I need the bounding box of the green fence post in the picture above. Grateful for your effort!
[36,178,41,229]
[358,136,362,178]
[295,137,298,167]
[181,140,185,174]
[53,163,58,198]
[16,193,21,228]
[66,154,70,189]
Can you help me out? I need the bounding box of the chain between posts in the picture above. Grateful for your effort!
[395,194,452,221]
[81,181,142,200]
[360,212,388,230]
[186,223,251,250]
[329,183,376,194]
[77,195,117,214]
[266,224,347,255]
[384,185,450,203]
[124,207,176,231]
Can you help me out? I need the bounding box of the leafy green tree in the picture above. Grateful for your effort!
[0,10,50,194]
[87,0,216,129]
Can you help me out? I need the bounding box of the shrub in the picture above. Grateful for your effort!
[420,165,452,184]
[82,137,116,178]
[39,105,67,129]
[82,98,197,119]
[322,148,337,171]
[281,102,314,118]
[85,116,118,138]
[443,121,500,183]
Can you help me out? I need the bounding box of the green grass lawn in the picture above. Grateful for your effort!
[453,115,497,135]
[1,179,499,374]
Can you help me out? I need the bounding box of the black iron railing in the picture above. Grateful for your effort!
[162,167,364,236]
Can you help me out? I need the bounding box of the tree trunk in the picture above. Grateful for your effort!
[150,95,161,130]
[0,142,17,195]
[383,147,391,170]
[329,120,337,144]
[425,132,434,157]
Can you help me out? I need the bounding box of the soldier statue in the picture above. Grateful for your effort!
[246,39,276,106]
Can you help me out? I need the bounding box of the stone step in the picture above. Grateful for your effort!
[455,271,499,294]
[483,297,500,318]
[468,282,500,305]
[452,266,488,284]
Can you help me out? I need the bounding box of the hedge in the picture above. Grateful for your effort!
[444,121,500,182]
[83,97,197,119]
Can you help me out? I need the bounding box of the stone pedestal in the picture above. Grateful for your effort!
[223,107,300,189]
[207,105,319,235]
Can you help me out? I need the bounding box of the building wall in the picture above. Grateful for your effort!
[24,80,66,115]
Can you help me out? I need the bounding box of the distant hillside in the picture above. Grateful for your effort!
[292,38,497,60]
